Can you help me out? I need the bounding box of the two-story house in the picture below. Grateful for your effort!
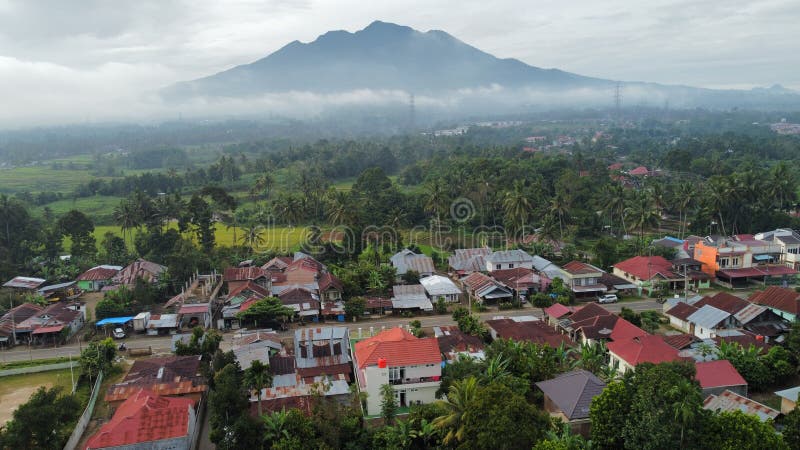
[612,255,690,295]
[754,229,800,270]
[693,235,796,288]
[484,249,534,272]
[561,261,607,299]
[354,328,442,415]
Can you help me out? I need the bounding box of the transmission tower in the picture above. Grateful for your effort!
[613,82,622,119]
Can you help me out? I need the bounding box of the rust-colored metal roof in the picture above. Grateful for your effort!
[223,266,268,282]
[86,389,196,449]
[3,276,46,289]
[76,265,122,281]
[486,318,574,348]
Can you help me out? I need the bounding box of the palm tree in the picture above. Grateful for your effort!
[424,180,450,246]
[503,181,532,240]
[626,191,660,252]
[482,355,511,384]
[549,193,571,240]
[244,360,273,417]
[601,184,628,237]
[675,182,695,239]
[432,376,479,446]
[251,173,275,200]
[325,190,352,226]
[669,379,702,449]
[768,162,796,211]
[552,341,575,372]
[113,198,140,245]
[240,223,266,254]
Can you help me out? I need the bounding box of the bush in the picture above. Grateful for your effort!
[498,302,514,310]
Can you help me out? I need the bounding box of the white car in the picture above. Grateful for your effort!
[598,294,618,304]
[112,327,126,339]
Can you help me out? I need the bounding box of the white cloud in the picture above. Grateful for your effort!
[0,0,797,127]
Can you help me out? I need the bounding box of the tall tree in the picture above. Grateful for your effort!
[243,360,273,417]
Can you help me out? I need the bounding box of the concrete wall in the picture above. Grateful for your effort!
[64,371,104,450]
[0,360,77,378]
[363,364,441,415]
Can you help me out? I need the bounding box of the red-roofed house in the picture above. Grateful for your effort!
[76,265,122,291]
[695,360,747,397]
[544,303,575,326]
[628,166,650,176]
[607,335,683,373]
[612,256,686,295]
[354,328,442,415]
[85,389,198,450]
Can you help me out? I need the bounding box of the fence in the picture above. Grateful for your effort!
[63,371,104,450]
[0,360,77,378]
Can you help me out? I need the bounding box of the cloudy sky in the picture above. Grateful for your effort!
[0,0,797,126]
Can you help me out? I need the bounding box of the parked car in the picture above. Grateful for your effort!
[598,294,618,304]
[112,327,126,339]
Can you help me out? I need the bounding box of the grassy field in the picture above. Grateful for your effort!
[0,167,95,193]
[35,196,123,222]
[0,368,74,424]
[78,223,311,253]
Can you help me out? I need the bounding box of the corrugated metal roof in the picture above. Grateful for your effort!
[420,275,461,296]
[703,390,779,421]
[3,276,46,289]
[485,249,534,265]
[687,305,730,329]
[734,303,768,324]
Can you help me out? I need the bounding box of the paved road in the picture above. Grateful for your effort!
[0,298,663,363]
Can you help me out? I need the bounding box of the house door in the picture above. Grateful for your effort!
[399,368,406,380]
[399,391,407,407]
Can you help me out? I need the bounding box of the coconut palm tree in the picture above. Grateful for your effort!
[482,355,511,384]
[325,190,352,226]
[768,162,796,211]
[601,184,628,237]
[240,223,266,254]
[424,180,450,246]
[432,376,479,446]
[244,360,273,417]
[675,182,696,239]
[549,193,571,240]
[113,198,140,245]
[572,342,607,375]
[626,191,660,252]
[503,181,532,240]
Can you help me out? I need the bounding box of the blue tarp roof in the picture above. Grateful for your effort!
[96,316,134,326]
[753,254,774,261]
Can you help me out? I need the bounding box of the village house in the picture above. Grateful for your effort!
[694,360,748,397]
[544,303,575,327]
[489,267,541,301]
[754,228,800,270]
[703,390,780,422]
[531,255,563,286]
[560,261,607,299]
[294,327,352,383]
[484,249,534,272]
[105,355,208,408]
[354,328,442,415]
[749,286,800,322]
[223,266,270,294]
[111,259,167,288]
[434,325,485,362]
[485,316,573,348]
[390,249,435,278]
[612,255,699,295]
[460,271,513,304]
[775,386,800,414]
[0,302,43,345]
[2,276,46,294]
[448,247,491,276]
[391,284,433,312]
[76,265,122,291]
[665,292,785,340]
[606,334,683,373]
[420,275,462,303]
[85,389,199,450]
[693,235,797,288]
[15,301,85,344]
[535,370,606,437]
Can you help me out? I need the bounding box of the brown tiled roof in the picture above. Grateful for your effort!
[77,266,121,281]
[486,319,574,348]
[0,302,44,335]
[317,272,343,292]
[490,267,540,290]
[570,314,619,340]
[227,281,271,299]
[436,328,485,355]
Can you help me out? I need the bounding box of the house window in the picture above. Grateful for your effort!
[496,264,501,270]
[732,257,740,267]
[389,367,401,382]
[719,258,729,268]
[789,247,800,255]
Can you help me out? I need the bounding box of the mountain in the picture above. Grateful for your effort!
[163,21,800,110]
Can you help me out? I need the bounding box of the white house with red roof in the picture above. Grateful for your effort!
[560,261,607,298]
[606,334,684,374]
[353,327,442,415]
